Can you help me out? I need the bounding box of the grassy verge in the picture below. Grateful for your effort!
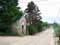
[53,23,60,45]
[0,32,18,36]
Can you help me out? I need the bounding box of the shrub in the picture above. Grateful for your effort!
[27,24,38,35]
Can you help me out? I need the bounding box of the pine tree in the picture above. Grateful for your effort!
[25,1,42,35]
[25,1,42,25]
[0,0,23,33]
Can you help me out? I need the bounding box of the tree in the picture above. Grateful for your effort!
[0,0,23,33]
[25,1,42,35]
[25,1,42,25]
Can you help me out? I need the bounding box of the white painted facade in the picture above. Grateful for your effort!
[12,15,27,36]
[16,15,27,35]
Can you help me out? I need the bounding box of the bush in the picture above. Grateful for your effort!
[53,23,60,37]
[27,24,38,35]
[27,22,43,35]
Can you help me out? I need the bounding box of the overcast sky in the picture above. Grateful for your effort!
[18,0,60,24]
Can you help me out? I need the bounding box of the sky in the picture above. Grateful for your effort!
[18,0,60,24]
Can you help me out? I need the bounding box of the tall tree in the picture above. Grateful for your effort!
[25,1,42,25]
[25,1,42,35]
[0,0,23,33]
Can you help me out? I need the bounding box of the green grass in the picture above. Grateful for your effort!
[53,25,60,45]
[53,24,60,37]
[0,32,18,36]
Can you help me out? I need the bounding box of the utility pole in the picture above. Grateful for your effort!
[54,8,60,23]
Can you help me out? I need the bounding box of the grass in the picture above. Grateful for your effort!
[0,32,19,36]
[53,24,60,45]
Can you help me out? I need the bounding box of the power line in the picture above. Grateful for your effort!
[54,8,60,23]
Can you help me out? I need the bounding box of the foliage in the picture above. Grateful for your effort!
[42,22,50,29]
[25,1,42,35]
[27,21,43,35]
[53,23,60,37]
[0,32,18,36]
[25,1,42,24]
[0,0,23,24]
[0,0,23,33]
[27,24,38,35]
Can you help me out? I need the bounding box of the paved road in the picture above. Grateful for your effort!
[0,27,55,45]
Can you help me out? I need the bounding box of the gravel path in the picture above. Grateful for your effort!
[0,27,55,45]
